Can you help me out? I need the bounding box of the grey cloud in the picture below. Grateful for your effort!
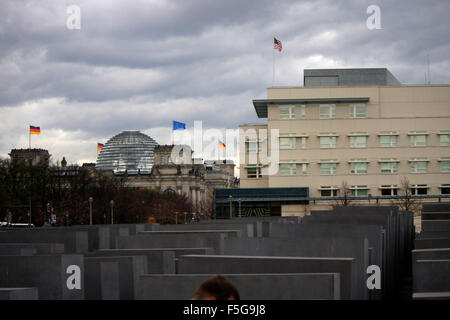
[0,0,449,162]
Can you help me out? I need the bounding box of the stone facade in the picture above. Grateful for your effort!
[118,145,237,208]
[9,148,50,166]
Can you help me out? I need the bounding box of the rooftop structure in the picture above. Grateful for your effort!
[303,68,401,87]
[9,148,51,166]
[96,131,157,173]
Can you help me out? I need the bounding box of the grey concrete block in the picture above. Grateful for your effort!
[222,236,371,299]
[85,260,120,300]
[0,246,36,256]
[422,203,450,212]
[305,206,405,299]
[151,223,254,238]
[412,292,450,300]
[117,232,229,255]
[137,273,341,300]
[0,255,84,300]
[0,287,39,300]
[413,260,450,292]
[422,212,450,220]
[139,230,242,238]
[421,220,450,233]
[0,243,64,254]
[415,238,450,249]
[413,248,450,260]
[85,256,146,300]
[0,229,88,253]
[268,223,384,280]
[178,255,357,300]
[417,231,450,239]
[88,248,213,274]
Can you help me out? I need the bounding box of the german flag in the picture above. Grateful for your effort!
[219,141,226,149]
[97,143,104,151]
[30,125,40,135]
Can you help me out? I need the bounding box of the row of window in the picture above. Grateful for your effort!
[246,132,450,152]
[319,184,450,197]
[279,103,367,120]
[245,158,450,178]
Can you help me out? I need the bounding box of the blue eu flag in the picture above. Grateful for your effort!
[173,121,186,131]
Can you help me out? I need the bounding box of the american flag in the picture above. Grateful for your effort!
[273,37,282,51]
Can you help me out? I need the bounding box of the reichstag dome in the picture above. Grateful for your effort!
[96,131,158,173]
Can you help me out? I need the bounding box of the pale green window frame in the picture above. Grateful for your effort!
[319,104,336,119]
[280,163,297,176]
[279,105,295,119]
[349,103,366,118]
[320,162,337,175]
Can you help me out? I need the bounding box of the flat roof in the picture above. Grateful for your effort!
[253,97,370,118]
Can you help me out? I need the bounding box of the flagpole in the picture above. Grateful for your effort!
[272,37,275,86]
[29,126,31,149]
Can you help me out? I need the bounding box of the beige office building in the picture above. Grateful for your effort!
[239,68,450,214]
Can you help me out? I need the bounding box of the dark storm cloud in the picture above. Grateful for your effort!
[0,0,449,163]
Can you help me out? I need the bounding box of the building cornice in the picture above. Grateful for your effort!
[252,97,370,118]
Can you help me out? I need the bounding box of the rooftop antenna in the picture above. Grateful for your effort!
[427,53,430,85]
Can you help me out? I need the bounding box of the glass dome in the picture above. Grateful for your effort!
[96,131,158,172]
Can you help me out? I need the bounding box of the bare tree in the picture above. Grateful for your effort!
[334,180,353,207]
[392,177,421,215]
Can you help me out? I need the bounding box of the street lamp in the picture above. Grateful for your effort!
[88,197,93,225]
[110,200,114,225]
[229,195,233,219]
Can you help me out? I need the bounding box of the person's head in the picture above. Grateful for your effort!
[192,275,240,300]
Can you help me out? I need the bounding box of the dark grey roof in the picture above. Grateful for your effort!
[253,97,370,118]
[304,68,401,87]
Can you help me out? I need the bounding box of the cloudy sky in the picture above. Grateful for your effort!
[1,0,449,166]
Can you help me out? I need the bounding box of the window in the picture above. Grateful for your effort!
[380,185,398,196]
[410,159,428,173]
[247,165,262,179]
[349,133,367,148]
[439,131,450,146]
[411,184,428,195]
[379,133,397,147]
[379,159,398,174]
[349,103,366,118]
[280,134,296,149]
[300,105,306,118]
[440,184,450,195]
[319,104,336,119]
[280,163,296,176]
[409,132,427,147]
[247,139,262,153]
[319,134,337,148]
[160,156,165,164]
[300,163,308,175]
[440,158,450,172]
[351,185,369,197]
[350,161,368,174]
[320,186,338,197]
[279,105,295,119]
[300,137,307,149]
[320,162,337,175]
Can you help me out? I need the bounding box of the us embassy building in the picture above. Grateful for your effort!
[215,68,450,218]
